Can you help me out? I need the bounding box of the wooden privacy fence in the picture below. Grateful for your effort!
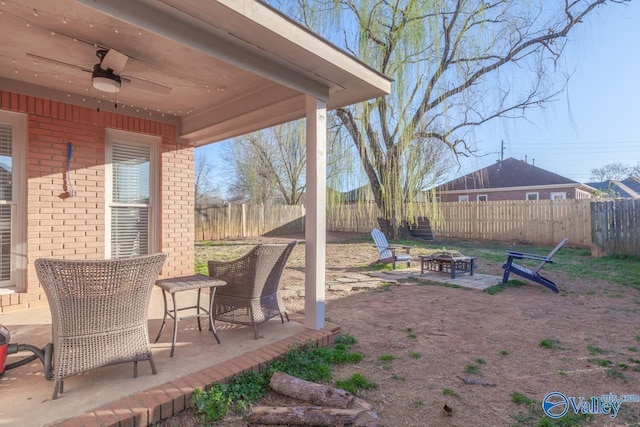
[196,199,596,247]
[591,199,640,257]
[436,199,592,247]
[195,204,305,241]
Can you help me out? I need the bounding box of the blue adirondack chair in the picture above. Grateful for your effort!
[371,228,412,269]
[501,238,568,293]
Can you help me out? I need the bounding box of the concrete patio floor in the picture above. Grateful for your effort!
[0,287,338,427]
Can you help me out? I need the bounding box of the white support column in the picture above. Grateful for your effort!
[304,95,327,330]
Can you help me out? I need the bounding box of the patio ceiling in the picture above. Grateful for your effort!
[0,0,391,145]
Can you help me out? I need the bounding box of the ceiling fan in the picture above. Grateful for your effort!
[92,49,126,93]
[26,49,172,95]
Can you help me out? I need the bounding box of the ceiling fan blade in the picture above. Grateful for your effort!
[101,49,128,75]
[121,75,172,95]
[25,53,92,73]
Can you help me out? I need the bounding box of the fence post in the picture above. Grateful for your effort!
[242,203,247,238]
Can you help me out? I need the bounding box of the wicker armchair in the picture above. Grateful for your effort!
[208,241,296,339]
[34,253,166,400]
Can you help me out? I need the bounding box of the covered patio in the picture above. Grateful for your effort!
[1,285,338,425]
[0,0,390,425]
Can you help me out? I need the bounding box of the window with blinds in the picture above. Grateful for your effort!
[0,124,12,282]
[110,141,150,258]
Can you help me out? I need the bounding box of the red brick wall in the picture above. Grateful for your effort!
[439,187,578,202]
[0,91,194,312]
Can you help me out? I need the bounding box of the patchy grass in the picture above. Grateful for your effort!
[510,392,534,405]
[586,345,610,355]
[539,339,561,349]
[464,363,481,375]
[485,280,527,295]
[190,335,363,423]
[442,388,460,398]
[508,391,594,426]
[379,354,395,362]
[335,373,378,394]
[587,358,613,367]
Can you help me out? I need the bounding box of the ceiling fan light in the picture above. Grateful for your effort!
[92,76,121,92]
[91,63,121,93]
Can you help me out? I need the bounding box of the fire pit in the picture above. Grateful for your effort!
[419,251,476,279]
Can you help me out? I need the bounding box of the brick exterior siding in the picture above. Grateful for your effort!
[0,91,194,312]
[439,187,577,202]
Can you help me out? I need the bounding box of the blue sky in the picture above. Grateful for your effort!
[197,1,639,190]
[461,0,640,183]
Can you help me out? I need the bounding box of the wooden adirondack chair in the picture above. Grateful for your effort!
[371,228,412,269]
[501,238,568,293]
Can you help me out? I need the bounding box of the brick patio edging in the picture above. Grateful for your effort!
[50,320,341,427]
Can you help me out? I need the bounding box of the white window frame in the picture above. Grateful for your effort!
[550,192,566,200]
[0,110,26,289]
[105,129,159,259]
[477,194,488,202]
[526,192,539,201]
[458,195,469,202]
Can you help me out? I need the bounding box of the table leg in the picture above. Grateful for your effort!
[470,259,474,276]
[196,288,203,332]
[450,261,456,279]
[154,290,168,344]
[208,287,221,344]
[170,293,179,358]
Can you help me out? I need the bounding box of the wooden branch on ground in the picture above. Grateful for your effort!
[248,372,379,426]
[269,372,354,408]
[457,375,496,386]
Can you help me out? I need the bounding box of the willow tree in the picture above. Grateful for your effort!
[275,0,628,237]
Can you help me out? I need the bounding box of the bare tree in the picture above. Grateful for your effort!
[227,121,306,205]
[274,0,629,237]
[194,152,221,204]
[590,162,631,181]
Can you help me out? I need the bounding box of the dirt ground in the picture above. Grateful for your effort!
[162,232,640,426]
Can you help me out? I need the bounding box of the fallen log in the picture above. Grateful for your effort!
[269,372,354,408]
[456,375,496,386]
[247,406,379,426]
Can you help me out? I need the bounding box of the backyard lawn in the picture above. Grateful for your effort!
[165,232,640,426]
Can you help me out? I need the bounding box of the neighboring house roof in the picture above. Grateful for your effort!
[437,158,577,192]
[586,177,640,198]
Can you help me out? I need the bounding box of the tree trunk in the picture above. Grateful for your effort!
[247,406,379,426]
[269,372,353,408]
